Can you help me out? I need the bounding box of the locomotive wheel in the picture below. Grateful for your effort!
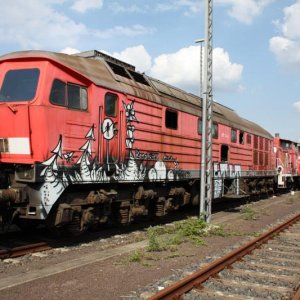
[65,211,87,236]
[155,197,166,217]
[119,205,131,225]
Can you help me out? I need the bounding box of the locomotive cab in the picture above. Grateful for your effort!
[0,54,92,225]
[0,51,127,230]
[0,57,92,165]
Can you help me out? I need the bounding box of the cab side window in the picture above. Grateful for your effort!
[198,120,218,139]
[105,93,118,117]
[68,84,87,110]
[50,79,66,106]
[165,109,178,130]
[247,134,252,145]
[50,79,88,111]
[212,123,218,139]
[231,129,237,143]
[198,118,202,135]
[239,131,244,145]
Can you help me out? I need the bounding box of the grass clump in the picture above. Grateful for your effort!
[145,216,247,254]
[171,218,207,246]
[166,234,183,247]
[128,216,249,265]
[208,225,227,237]
[128,250,143,263]
[145,218,210,251]
[147,226,163,252]
[241,205,257,220]
[189,236,207,246]
[175,218,207,237]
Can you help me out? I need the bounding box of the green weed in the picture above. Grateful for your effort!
[147,226,162,252]
[189,236,207,246]
[128,250,143,263]
[241,206,257,220]
[166,234,184,246]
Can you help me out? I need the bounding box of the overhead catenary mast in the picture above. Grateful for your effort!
[200,0,213,223]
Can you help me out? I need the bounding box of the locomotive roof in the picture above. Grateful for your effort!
[0,50,272,139]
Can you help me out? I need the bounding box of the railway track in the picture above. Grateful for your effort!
[0,242,51,260]
[149,212,300,300]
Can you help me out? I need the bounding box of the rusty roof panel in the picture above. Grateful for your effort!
[0,50,119,90]
[149,79,173,96]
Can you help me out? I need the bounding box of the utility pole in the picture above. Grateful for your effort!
[195,38,205,96]
[195,38,205,221]
[200,0,213,223]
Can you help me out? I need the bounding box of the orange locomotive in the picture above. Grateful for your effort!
[0,50,298,233]
[273,133,300,188]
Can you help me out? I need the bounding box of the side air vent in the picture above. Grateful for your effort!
[127,70,150,86]
[75,50,150,86]
[106,61,150,86]
[106,61,131,79]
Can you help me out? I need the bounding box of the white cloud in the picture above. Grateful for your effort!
[293,101,300,113]
[71,0,103,13]
[108,1,201,16]
[109,2,144,14]
[111,45,152,72]
[270,1,300,72]
[279,1,300,40]
[60,47,80,55]
[0,0,153,52]
[149,46,243,93]
[269,37,300,72]
[213,48,244,90]
[0,0,87,50]
[104,45,242,94]
[94,25,155,39]
[155,0,273,21]
[215,0,274,24]
[156,0,201,15]
[150,46,199,91]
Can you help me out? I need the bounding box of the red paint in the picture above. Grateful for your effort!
[0,52,294,177]
[274,135,299,176]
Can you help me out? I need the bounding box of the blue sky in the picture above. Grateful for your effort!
[1,0,300,142]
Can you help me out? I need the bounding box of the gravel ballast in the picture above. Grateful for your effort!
[1,192,300,300]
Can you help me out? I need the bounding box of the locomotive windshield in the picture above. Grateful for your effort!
[0,68,40,102]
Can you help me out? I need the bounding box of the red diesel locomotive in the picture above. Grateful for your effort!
[0,50,298,234]
[273,133,300,188]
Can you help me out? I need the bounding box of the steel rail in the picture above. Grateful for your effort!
[0,242,51,259]
[292,284,300,300]
[148,212,300,300]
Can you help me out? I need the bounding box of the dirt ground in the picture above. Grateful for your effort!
[1,192,300,300]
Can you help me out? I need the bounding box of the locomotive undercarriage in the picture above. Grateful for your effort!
[0,164,196,234]
[239,177,275,197]
[212,175,275,200]
[45,182,194,235]
[0,165,298,235]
